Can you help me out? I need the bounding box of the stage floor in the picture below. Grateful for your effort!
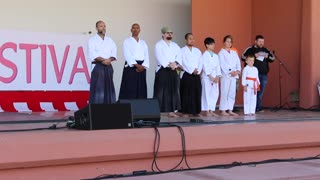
[1,109,320,180]
[1,109,320,131]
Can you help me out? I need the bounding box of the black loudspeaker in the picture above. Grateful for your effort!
[117,99,161,123]
[74,103,133,130]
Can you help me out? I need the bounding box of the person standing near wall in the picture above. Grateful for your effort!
[88,21,117,104]
[219,35,241,116]
[242,54,260,115]
[230,45,241,113]
[119,23,149,99]
[154,27,182,117]
[180,33,202,117]
[242,35,275,112]
[201,37,221,116]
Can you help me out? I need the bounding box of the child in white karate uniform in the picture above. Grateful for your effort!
[218,35,241,116]
[201,37,221,116]
[242,54,260,115]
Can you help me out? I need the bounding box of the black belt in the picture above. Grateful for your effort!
[125,60,144,66]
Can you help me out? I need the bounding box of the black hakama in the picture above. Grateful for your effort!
[119,61,147,99]
[89,63,116,104]
[180,72,202,114]
[153,67,181,112]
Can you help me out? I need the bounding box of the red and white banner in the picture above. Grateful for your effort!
[0,30,91,112]
[0,30,91,90]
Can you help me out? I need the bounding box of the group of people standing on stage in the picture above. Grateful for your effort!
[88,20,275,117]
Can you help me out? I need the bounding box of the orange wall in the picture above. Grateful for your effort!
[311,0,320,107]
[192,0,252,104]
[300,0,320,108]
[191,0,252,52]
[192,0,320,108]
[252,0,302,107]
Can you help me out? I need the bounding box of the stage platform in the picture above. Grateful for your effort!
[0,109,320,179]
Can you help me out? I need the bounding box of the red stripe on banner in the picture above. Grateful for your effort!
[0,100,17,112]
[52,101,68,111]
[0,91,89,112]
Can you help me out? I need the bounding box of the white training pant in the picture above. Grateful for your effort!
[201,78,219,111]
[219,76,236,111]
[243,87,257,114]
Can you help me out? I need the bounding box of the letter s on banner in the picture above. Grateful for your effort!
[0,42,18,83]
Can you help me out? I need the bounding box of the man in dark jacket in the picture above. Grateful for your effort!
[242,35,275,112]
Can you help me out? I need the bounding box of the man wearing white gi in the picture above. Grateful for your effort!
[218,35,241,116]
[154,26,182,117]
[242,54,260,115]
[88,20,117,104]
[119,23,149,99]
[180,33,202,117]
[201,37,221,116]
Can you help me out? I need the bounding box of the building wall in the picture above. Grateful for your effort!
[1,0,319,109]
[192,0,319,108]
[252,0,302,108]
[300,0,320,108]
[192,0,252,104]
[0,0,191,98]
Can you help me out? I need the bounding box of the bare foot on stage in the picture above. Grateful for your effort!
[191,114,202,117]
[168,112,179,118]
[220,111,230,116]
[181,114,190,118]
[175,112,183,117]
[210,111,219,116]
[228,111,239,116]
[201,111,211,116]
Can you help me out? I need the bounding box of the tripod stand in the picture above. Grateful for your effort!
[272,50,292,111]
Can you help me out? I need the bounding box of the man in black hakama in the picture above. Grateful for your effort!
[88,21,117,104]
[154,27,182,117]
[119,23,149,99]
[180,33,202,117]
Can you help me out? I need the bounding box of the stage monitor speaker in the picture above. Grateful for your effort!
[74,103,133,130]
[117,99,160,123]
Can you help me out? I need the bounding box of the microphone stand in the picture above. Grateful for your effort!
[272,50,292,111]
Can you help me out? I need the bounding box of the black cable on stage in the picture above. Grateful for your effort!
[0,116,73,133]
[0,122,68,133]
[165,123,192,170]
[83,154,320,180]
[176,124,191,169]
[151,123,191,173]
[151,126,160,172]
[130,121,191,172]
